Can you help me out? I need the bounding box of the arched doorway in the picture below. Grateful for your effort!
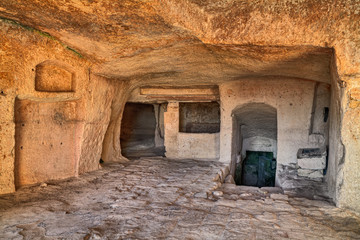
[231,103,277,187]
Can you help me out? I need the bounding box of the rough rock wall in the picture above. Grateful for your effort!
[100,80,133,163]
[0,71,15,193]
[78,75,116,174]
[155,0,359,76]
[338,67,360,212]
[0,20,130,191]
[0,20,88,192]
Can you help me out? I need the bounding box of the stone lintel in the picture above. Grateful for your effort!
[145,95,219,101]
[140,86,219,96]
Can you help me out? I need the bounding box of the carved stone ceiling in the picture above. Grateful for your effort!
[1,0,352,85]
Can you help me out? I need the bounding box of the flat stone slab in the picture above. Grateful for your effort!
[0,157,359,239]
[297,156,326,170]
[297,148,326,170]
[298,168,324,179]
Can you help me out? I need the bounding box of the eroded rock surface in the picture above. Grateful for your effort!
[0,158,359,239]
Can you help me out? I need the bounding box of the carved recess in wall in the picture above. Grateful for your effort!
[14,98,85,187]
[35,61,75,92]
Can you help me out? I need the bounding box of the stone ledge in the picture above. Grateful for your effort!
[297,169,324,179]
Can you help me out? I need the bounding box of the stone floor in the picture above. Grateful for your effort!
[0,157,359,239]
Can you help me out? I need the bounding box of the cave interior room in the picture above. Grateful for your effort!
[0,0,360,239]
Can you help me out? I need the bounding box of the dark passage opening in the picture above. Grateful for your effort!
[120,103,165,158]
[235,151,276,187]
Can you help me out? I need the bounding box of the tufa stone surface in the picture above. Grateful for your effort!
[14,98,85,187]
[35,61,75,92]
[0,0,359,213]
[0,158,359,239]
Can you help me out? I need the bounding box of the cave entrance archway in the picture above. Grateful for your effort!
[232,103,277,187]
[120,103,165,158]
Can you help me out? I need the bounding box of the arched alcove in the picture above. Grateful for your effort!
[231,103,277,187]
[35,60,76,92]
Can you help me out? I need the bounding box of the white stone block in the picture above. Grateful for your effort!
[297,156,326,170]
[297,148,327,170]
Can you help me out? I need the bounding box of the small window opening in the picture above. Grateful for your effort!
[179,102,220,133]
[323,107,329,122]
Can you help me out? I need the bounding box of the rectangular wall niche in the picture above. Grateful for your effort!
[179,102,220,133]
[14,98,85,187]
[35,62,75,92]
